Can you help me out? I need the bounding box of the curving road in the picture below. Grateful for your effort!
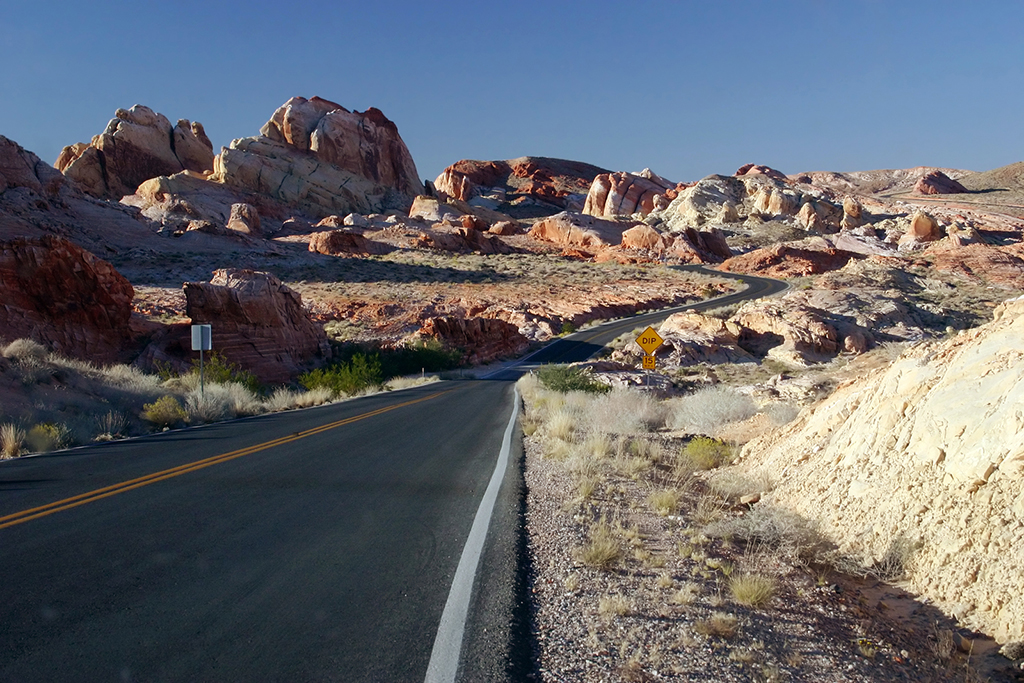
[0,266,784,682]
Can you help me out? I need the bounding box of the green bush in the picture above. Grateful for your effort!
[141,395,187,427]
[26,423,72,452]
[537,364,610,394]
[682,436,733,470]
[378,339,462,377]
[299,353,384,396]
[190,352,261,394]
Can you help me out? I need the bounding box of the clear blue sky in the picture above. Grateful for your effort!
[1,1,1021,184]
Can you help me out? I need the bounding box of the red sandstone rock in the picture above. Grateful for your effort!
[735,164,788,182]
[0,236,133,363]
[57,105,214,199]
[434,157,609,211]
[1,136,66,196]
[416,227,512,254]
[899,211,943,245]
[488,220,519,236]
[417,315,529,365]
[914,170,969,195]
[309,230,395,256]
[461,214,489,231]
[227,203,261,237]
[528,211,633,248]
[620,224,669,252]
[719,243,860,278]
[668,227,733,263]
[213,96,422,218]
[583,171,681,218]
[927,241,1024,287]
[182,269,331,383]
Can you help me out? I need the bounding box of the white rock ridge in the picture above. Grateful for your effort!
[738,295,1024,643]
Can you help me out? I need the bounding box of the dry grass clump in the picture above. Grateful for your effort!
[3,338,48,362]
[585,387,665,434]
[579,519,622,570]
[666,385,756,435]
[693,611,738,639]
[546,409,579,442]
[729,573,776,607]
[185,383,263,423]
[94,411,129,441]
[384,374,440,391]
[1,423,26,458]
[598,594,632,619]
[648,488,682,516]
[264,387,335,412]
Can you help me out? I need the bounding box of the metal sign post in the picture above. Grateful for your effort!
[191,324,212,397]
[635,327,663,389]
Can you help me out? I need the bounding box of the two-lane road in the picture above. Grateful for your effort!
[0,266,784,682]
[0,382,522,681]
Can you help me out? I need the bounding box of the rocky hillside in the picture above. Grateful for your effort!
[735,295,1024,645]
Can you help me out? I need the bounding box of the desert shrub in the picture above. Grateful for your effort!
[190,353,261,394]
[2,338,48,362]
[264,387,334,412]
[94,411,129,441]
[694,612,738,639]
[585,387,665,434]
[100,364,164,395]
[537,364,610,394]
[183,383,262,423]
[762,402,800,426]
[729,573,776,607]
[379,339,462,377]
[578,519,622,570]
[667,385,756,435]
[546,409,578,442]
[649,488,682,516]
[299,353,384,396]
[141,395,187,427]
[26,422,72,452]
[1,423,26,458]
[681,436,733,471]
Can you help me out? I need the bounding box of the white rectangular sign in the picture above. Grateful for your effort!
[191,324,212,351]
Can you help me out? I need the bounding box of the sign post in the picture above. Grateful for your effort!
[191,324,212,396]
[634,326,663,388]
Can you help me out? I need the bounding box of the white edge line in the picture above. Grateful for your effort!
[424,386,521,683]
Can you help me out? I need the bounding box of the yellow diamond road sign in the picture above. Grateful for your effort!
[635,326,664,355]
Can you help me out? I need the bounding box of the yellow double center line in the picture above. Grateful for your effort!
[0,391,449,531]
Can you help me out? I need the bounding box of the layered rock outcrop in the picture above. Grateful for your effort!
[737,296,1024,643]
[583,170,684,218]
[56,105,214,198]
[914,170,969,195]
[183,269,330,383]
[1,136,66,196]
[719,241,860,278]
[212,96,422,218]
[528,212,633,248]
[417,315,529,365]
[434,157,608,215]
[309,229,395,256]
[0,236,133,363]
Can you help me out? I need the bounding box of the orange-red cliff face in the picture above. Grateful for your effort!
[0,236,134,363]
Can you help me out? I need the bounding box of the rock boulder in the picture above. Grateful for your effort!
[183,269,331,383]
[914,170,969,195]
[417,316,529,365]
[212,96,422,218]
[57,105,214,198]
[0,236,133,363]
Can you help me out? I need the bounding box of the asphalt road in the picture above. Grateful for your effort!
[0,382,523,682]
[0,265,783,682]
[488,265,788,376]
